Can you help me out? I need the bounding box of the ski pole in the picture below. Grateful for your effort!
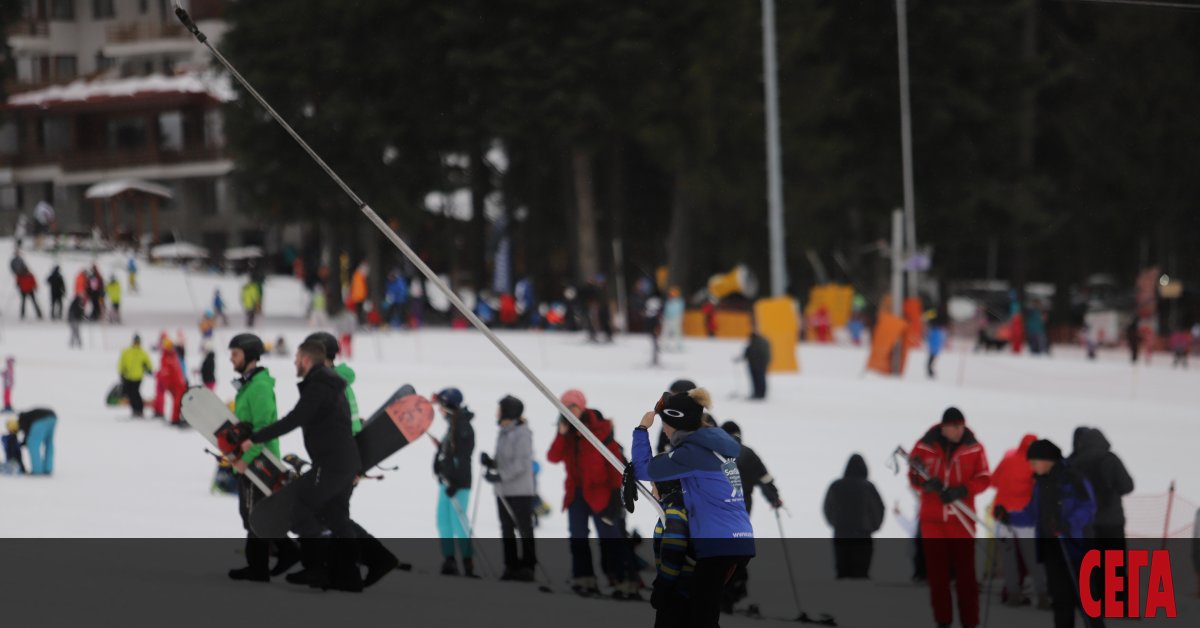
[774,508,837,625]
[892,446,994,536]
[1057,537,1095,628]
[445,482,495,578]
[496,491,555,593]
[173,3,665,523]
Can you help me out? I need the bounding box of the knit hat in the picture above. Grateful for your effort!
[499,395,524,421]
[941,406,965,425]
[659,388,712,431]
[1025,439,1063,462]
[720,420,741,438]
[668,379,696,394]
[560,389,587,410]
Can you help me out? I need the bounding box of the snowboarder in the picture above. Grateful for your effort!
[67,296,84,349]
[991,433,1048,608]
[630,387,756,626]
[239,339,363,592]
[547,388,633,597]
[117,335,153,418]
[995,440,1101,628]
[2,357,14,411]
[153,338,186,425]
[908,407,991,628]
[105,275,121,324]
[241,280,261,328]
[16,268,42,320]
[16,408,56,475]
[47,265,65,320]
[432,387,477,577]
[304,332,362,435]
[225,333,300,582]
[481,394,538,581]
[737,329,771,400]
[649,479,693,628]
[822,453,885,579]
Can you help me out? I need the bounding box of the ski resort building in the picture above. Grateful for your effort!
[0,0,270,253]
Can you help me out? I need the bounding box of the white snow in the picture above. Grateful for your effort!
[7,72,235,108]
[1,237,1197,625]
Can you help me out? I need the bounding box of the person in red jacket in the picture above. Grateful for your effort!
[546,389,634,598]
[908,407,991,628]
[991,433,1048,608]
[152,339,187,425]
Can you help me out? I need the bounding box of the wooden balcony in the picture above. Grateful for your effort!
[0,145,225,172]
[9,19,49,38]
[106,20,188,44]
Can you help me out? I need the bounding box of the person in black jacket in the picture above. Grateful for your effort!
[823,454,886,579]
[242,339,362,592]
[432,387,476,576]
[67,296,85,349]
[47,265,65,320]
[738,330,771,400]
[1069,427,1133,605]
[719,420,782,611]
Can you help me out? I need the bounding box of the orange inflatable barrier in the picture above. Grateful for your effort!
[867,311,909,375]
[754,297,800,373]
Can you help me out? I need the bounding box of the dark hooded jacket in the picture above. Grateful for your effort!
[250,364,360,472]
[823,454,885,538]
[731,439,780,514]
[433,406,475,496]
[743,333,771,369]
[1068,427,1133,529]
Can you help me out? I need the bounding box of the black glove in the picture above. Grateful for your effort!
[444,482,459,498]
[621,464,639,514]
[922,478,944,493]
[484,469,500,484]
[939,485,968,504]
[994,505,1009,524]
[480,452,496,469]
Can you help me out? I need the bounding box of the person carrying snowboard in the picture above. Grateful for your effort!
[118,335,153,419]
[240,339,363,592]
[432,387,476,577]
[481,394,537,581]
[629,387,755,627]
[225,333,300,582]
[995,440,1101,628]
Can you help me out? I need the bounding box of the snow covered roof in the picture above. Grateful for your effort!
[85,179,173,200]
[223,245,263,261]
[7,72,234,109]
[151,242,209,259]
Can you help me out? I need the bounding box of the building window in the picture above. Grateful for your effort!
[95,52,114,72]
[91,0,113,19]
[108,117,148,150]
[42,117,70,152]
[53,55,76,80]
[0,123,17,155]
[50,0,74,20]
[158,111,183,151]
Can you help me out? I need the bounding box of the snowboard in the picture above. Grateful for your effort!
[105,381,128,407]
[180,386,291,496]
[247,385,433,538]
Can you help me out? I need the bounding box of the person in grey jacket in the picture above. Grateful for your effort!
[481,394,538,581]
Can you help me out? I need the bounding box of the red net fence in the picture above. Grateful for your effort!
[1124,482,1197,542]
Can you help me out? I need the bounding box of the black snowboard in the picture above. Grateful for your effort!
[248,385,433,538]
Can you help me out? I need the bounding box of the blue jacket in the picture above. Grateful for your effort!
[385,276,409,305]
[1009,463,1096,560]
[632,427,755,559]
[927,326,945,356]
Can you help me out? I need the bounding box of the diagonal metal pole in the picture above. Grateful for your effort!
[173,4,663,521]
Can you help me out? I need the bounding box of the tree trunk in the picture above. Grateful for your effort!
[470,141,490,290]
[1011,0,1037,292]
[665,171,691,293]
[572,147,600,283]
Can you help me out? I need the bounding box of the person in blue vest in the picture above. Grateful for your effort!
[629,387,755,628]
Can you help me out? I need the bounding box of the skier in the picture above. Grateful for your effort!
[304,330,402,587]
[105,275,121,324]
[927,318,945,379]
[383,271,408,328]
[2,357,14,411]
[822,453,885,579]
[241,279,261,328]
[643,290,664,366]
[481,394,538,581]
[152,338,186,425]
[546,389,633,597]
[907,407,991,628]
[662,287,684,352]
[239,339,363,591]
[991,433,1048,608]
[16,268,42,320]
[212,288,228,325]
[126,256,138,293]
[225,333,300,582]
[995,440,1102,628]
[117,334,153,418]
[657,379,697,454]
[1068,427,1133,604]
[198,342,216,391]
[16,408,56,475]
[737,328,771,400]
[630,387,756,627]
[47,265,65,320]
[649,479,693,628]
[432,387,477,577]
[67,296,84,349]
[718,421,782,514]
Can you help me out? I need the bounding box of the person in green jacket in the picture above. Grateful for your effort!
[226,332,299,582]
[117,335,153,418]
[241,281,261,328]
[105,275,121,324]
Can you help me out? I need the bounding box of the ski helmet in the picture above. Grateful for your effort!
[304,331,339,361]
[228,333,265,362]
[434,388,463,409]
[498,395,524,421]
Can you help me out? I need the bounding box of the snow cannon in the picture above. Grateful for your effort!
[707,264,758,300]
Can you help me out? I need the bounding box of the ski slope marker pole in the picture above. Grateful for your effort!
[174,3,664,523]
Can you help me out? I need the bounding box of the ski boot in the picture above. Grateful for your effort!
[440,556,459,576]
[462,557,481,579]
[229,537,270,582]
[361,540,399,588]
[571,576,600,597]
[270,540,301,576]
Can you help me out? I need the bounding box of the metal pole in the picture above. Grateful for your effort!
[762,0,787,297]
[895,0,918,298]
[891,210,903,318]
